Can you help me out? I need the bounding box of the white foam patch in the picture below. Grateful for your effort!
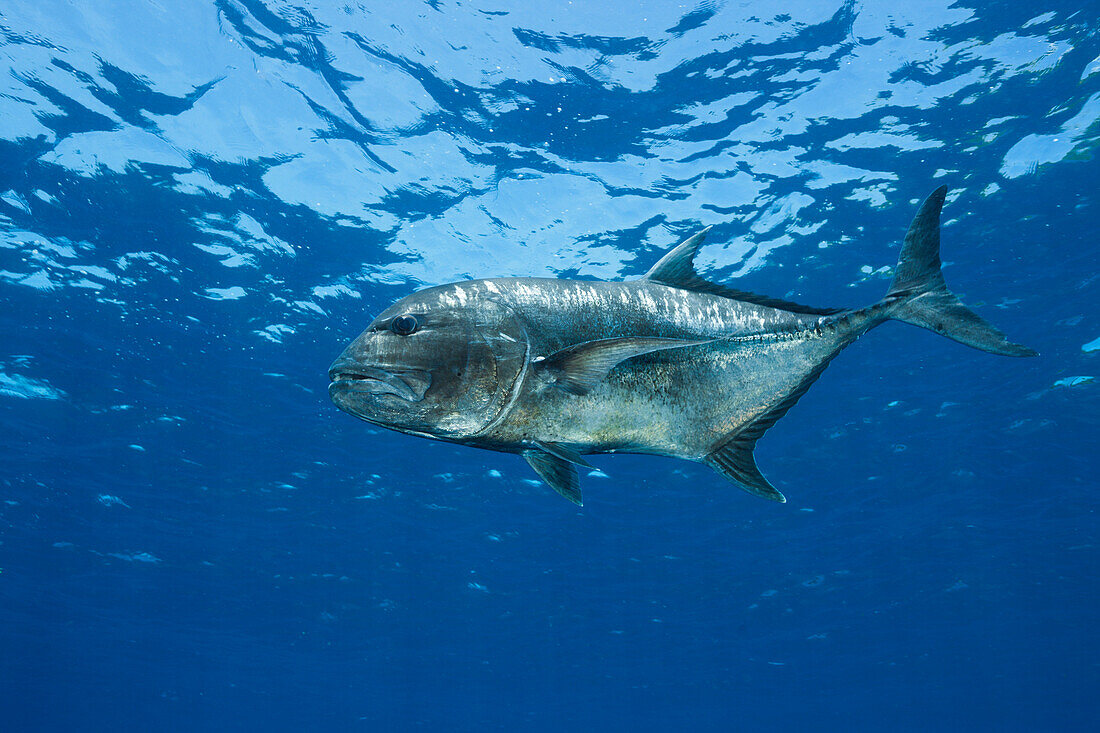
[191,213,295,268]
[292,300,326,317]
[312,283,360,300]
[204,286,247,300]
[261,139,393,217]
[0,269,59,291]
[39,127,191,176]
[750,192,815,235]
[66,264,116,284]
[826,130,943,153]
[803,162,897,189]
[0,372,64,400]
[256,324,295,343]
[340,51,441,131]
[1,191,31,214]
[192,242,251,268]
[1001,92,1100,179]
[173,171,234,198]
[1084,53,1100,81]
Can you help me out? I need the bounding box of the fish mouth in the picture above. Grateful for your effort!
[328,364,432,403]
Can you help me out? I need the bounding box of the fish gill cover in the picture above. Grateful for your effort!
[0,1,1097,731]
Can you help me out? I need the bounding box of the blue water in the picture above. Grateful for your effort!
[1,1,1098,730]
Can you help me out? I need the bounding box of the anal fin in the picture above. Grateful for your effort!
[705,439,786,503]
[705,353,840,503]
[524,449,583,505]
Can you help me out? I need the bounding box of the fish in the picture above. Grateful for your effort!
[328,187,1036,505]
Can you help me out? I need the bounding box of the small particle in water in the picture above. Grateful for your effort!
[97,494,130,508]
[487,469,502,478]
[587,469,610,478]
[799,507,814,512]
[109,551,161,563]
[761,589,778,597]
[1052,376,1094,388]
[802,575,825,588]
[129,444,145,452]
[467,582,488,593]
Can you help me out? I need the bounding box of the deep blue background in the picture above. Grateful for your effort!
[1,1,1097,730]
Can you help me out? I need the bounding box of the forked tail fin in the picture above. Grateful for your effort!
[884,186,1037,357]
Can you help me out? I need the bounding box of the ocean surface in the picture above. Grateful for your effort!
[1,1,1097,730]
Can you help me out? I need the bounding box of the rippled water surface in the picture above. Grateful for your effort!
[1,1,1098,730]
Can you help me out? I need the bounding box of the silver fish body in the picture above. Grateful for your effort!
[453,278,858,456]
[330,188,1035,505]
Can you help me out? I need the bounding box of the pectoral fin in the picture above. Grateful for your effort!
[539,337,708,395]
[524,449,583,505]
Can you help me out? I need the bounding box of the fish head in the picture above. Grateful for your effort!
[328,282,528,439]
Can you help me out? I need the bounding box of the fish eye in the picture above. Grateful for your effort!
[390,315,419,336]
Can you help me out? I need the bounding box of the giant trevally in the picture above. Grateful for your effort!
[328,187,1035,505]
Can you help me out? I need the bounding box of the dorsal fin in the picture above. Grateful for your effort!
[643,227,844,316]
[644,227,712,286]
[705,353,840,502]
